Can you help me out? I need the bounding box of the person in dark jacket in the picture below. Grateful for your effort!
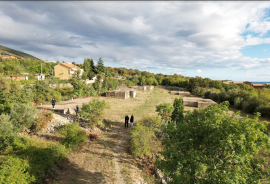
[130,114,134,127]
[76,105,80,117]
[125,115,129,128]
[52,98,55,109]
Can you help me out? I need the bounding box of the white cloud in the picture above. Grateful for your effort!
[196,69,203,73]
[1,2,270,80]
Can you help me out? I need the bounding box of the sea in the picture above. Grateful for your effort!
[250,82,270,84]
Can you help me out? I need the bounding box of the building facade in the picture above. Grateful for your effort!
[54,61,84,80]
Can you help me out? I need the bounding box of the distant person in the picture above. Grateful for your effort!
[125,115,129,128]
[82,103,85,108]
[130,114,134,127]
[76,105,80,117]
[52,98,55,109]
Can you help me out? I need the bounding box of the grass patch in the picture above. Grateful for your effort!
[0,135,68,183]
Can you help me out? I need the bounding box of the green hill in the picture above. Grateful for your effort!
[0,45,41,60]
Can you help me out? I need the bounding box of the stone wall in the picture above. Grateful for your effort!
[157,85,188,91]
[182,97,216,108]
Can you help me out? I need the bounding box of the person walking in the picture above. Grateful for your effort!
[125,115,129,128]
[52,98,55,109]
[76,105,80,117]
[82,103,85,108]
[130,114,134,127]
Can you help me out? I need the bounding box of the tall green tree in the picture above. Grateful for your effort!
[171,98,184,123]
[156,101,270,183]
[83,58,91,73]
[96,58,105,74]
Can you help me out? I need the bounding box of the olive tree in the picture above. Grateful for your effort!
[156,101,270,183]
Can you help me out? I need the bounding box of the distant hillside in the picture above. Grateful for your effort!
[0,45,41,60]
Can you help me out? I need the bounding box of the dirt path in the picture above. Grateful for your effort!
[49,88,179,184]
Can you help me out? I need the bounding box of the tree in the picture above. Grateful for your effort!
[79,99,109,127]
[83,58,91,73]
[156,101,270,183]
[130,115,162,158]
[90,59,96,74]
[156,103,174,122]
[96,58,105,74]
[171,98,184,123]
[138,76,146,86]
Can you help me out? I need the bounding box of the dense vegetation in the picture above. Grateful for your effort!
[0,45,40,60]
[1,48,270,183]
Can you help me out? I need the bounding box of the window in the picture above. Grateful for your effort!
[61,69,63,71]
[61,75,63,77]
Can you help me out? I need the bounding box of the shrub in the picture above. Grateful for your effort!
[0,114,14,136]
[234,97,243,109]
[57,123,87,150]
[9,103,36,133]
[79,99,109,127]
[0,156,35,184]
[156,101,270,183]
[31,110,53,133]
[130,115,162,158]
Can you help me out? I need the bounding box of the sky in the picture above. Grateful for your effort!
[1,2,270,81]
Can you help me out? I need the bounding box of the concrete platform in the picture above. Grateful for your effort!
[36,97,106,114]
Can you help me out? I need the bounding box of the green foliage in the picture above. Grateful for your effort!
[96,58,105,74]
[171,98,184,124]
[79,99,109,127]
[0,156,35,184]
[156,103,174,122]
[0,135,68,183]
[0,78,33,113]
[57,123,87,150]
[0,45,40,60]
[157,101,270,183]
[0,114,14,136]
[130,115,162,158]
[10,103,37,132]
[70,78,91,97]
[138,76,146,86]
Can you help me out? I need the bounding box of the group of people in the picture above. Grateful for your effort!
[125,114,134,128]
[52,99,135,126]
[52,98,84,117]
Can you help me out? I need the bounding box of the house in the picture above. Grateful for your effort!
[223,81,243,85]
[54,61,84,80]
[243,81,252,87]
[10,76,26,81]
[35,74,46,80]
[243,81,267,89]
[252,84,265,89]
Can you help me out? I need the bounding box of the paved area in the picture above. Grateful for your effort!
[37,97,106,112]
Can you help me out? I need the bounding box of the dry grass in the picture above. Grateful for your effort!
[49,88,196,184]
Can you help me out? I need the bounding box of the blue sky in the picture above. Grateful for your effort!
[1,2,270,81]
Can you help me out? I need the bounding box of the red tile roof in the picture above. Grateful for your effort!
[60,61,81,70]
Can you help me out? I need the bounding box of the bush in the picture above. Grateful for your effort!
[130,115,162,158]
[234,97,243,109]
[57,123,87,150]
[9,103,36,133]
[157,102,270,183]
[79,99,109,127]
[0,114,14,136]
[0,156,35,184]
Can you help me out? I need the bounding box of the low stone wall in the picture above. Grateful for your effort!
[131,86,154,91]
[157,85,188,91]
[197,101,216,108]
[130,90,136,98]
[171,91,191,96]
[182,97,216,108]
